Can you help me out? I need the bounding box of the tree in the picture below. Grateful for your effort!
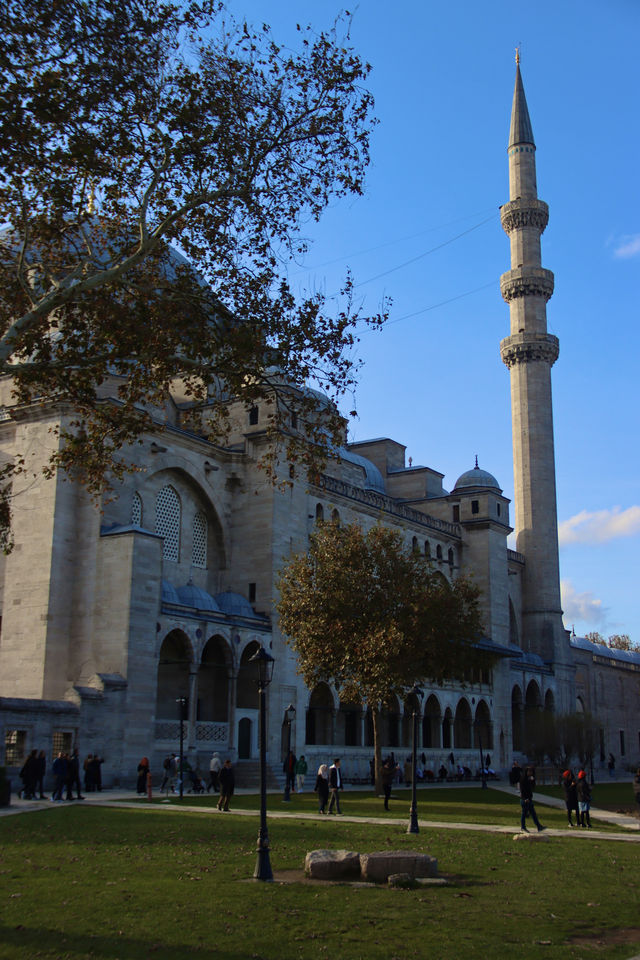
[276,521,485,791]
[0,1,385,547]
[607,634,638,652]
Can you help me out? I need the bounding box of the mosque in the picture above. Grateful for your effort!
[0,64,638,786]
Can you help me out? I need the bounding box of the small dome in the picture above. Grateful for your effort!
[214,591,256,618]
[339,448,386,494]
[176,583,220,612]
[454,460,501,492]
[161,580,181,605]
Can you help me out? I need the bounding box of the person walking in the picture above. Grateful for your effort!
[51,752,67,802]
[208,752,221,793]
[328,758,342,815]
[66,748,84,800]
[295,755,308,793]
[519,765,545,832]
[315,763,329,814]
[283,750,297,793]
[576,769,592,828]
[136,757,149,796]
[382,758,394,811]
[217,759,234,811]
[561,770,579,827]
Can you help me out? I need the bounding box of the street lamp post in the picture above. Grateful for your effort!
[176,696,187,799]
[407,684,423,834]
[249,646,275,881]
[282,703,296,802]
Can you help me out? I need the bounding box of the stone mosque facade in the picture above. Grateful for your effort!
[1,66,638,786]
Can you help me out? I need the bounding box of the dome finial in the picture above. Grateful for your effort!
[474,454,479,469]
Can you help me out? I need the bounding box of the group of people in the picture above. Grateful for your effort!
[561,768,594,828]
[282,752,308,793]
[19,747,104,801]
[155,752,235,809]
[314,758,343,814]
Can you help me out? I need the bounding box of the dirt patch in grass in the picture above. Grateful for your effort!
[567,927,640,949]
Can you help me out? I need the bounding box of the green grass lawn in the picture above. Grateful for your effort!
[0,805,638,960]
[149,785,624,831]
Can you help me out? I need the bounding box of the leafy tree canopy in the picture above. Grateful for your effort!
[276,521,485,783]
[584,632,637,651]
[0,0,385,543]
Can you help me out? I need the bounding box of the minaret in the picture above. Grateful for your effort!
[499,56,572,693]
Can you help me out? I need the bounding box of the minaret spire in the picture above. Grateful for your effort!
[499,61,573,701]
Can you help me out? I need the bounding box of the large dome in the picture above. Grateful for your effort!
[454,461,501,492]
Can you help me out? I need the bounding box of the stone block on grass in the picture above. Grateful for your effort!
[360,851,438,884]
[304,849,361,880]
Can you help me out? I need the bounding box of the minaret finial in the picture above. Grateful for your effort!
[515,45,520,66]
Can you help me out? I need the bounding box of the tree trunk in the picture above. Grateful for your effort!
[372,706,383,795]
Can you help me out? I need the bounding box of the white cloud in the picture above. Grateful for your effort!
[612,233,640,259]
[558,505,640,547]
[561,580,607,629]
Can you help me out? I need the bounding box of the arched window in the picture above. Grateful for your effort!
[315,503,324,522]
[131,491,142,526]
[424,540,431,558]
[436,544,443,561]
[156,485,181,562]
[412,536,419,553]
[331,509,340,525]
[447,548,454,566]
[192,512,207,569]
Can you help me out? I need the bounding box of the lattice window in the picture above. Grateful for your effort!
[156,485,181,562]
[192,512,207,569]
[131,491,143,526]
[52,730,73,759]
[4,729,26,765]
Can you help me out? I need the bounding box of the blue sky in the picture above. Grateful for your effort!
[232,0,640,641]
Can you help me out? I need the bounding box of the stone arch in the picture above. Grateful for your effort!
[442,706,453,749]
[576,695,585,713]
[525,679,542,710]
[338,698,362,747]
[544,688,555,713]
[474,699,492,750]
[147,466,228,579]
[422,694,442,748]
[236,640,261,710]
[156,629,192,719]
[454,698,472,749]
[306,683,334,745]
[198,635,231,722]
[331,508,340,524]
[511,684,523,752]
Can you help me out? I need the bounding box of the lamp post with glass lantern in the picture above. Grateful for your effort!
[282,703,296,802]
[407,684,423,834]
[249,646,275,881]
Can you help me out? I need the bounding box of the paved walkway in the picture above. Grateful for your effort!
[2,783,638,842]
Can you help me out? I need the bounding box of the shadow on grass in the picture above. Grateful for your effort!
[0,923,251,960]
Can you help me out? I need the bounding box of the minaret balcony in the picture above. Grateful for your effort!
[500,267,554,303]
[500,198,549,235]
[500,332,559,369]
